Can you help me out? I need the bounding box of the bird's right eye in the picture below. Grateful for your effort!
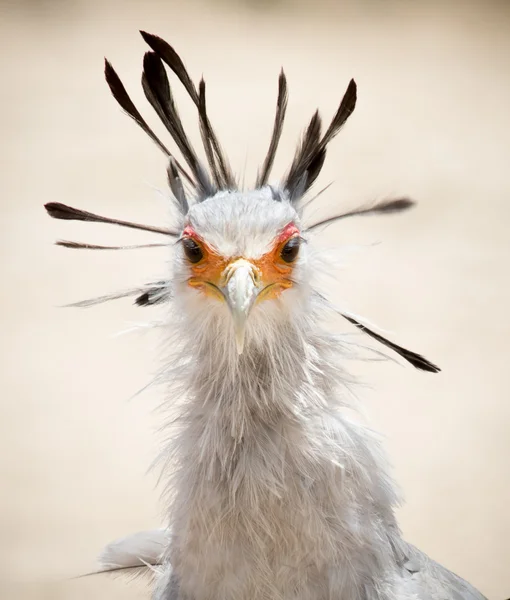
[182,237,204,264]
[280,236,301,263]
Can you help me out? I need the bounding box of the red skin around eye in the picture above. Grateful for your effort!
[277,223,300,243]
[182,226,200,240]
[184,224,300,243]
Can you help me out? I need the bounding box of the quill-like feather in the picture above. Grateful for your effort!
[45,202,177,236]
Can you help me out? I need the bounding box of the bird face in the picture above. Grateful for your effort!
[175,189,306,353]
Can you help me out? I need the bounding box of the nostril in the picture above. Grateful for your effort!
[251,267,261,286]
[223,259,259,287]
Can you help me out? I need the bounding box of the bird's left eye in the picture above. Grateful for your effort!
[182,237,204,263]
[280,237,300,263]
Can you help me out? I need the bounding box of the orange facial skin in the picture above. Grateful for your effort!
[182,223,300,304]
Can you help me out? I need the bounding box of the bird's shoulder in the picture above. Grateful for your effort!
[398,541,487,600]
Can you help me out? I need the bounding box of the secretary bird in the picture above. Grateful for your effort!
[46,31,489,600]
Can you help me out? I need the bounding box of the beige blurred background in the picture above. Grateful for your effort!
[1,0,509,598]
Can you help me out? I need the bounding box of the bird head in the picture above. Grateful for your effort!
[44,31,439,372]
[175,189,306,353]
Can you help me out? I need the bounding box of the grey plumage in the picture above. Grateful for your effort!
[46,32,490,600]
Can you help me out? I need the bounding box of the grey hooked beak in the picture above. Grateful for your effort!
[223,259,260,354]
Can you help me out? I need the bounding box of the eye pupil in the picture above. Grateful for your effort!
[182,238,203,263]
[281,237,300,263]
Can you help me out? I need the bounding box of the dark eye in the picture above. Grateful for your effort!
[280,236,300,263]
[182,237,203,264]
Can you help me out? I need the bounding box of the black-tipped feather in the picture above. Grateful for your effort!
[142,52,213,196]
[62,282,171,308]
[198,79,223,189]
[141,31,235,190]
[342,314,440,373]
[289,172,310,203]
[56,240,167,250]
[256,70,288,188]
[135,282,171,306]
[284,79,357,199]
[302,147,327,194]
[197,78,235,189]
[105,60,169,158]
[105,59,194,187]
[306,197,415,231]
[140,31,199,103]
[285,111,322,198]
[64,289,148,308]
[321,78,357,147]
[167,158,188,212]
[45,202,177,236]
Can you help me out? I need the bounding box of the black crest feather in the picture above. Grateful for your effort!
[141,51,211,195]
[104,60,169,158]
[285,111,323,200]
[56,240,166,251]
[256,70,289,188]
[321,78,357,147]
[283,79,357,200]
[198,79,223,189]
[140,30,235,191]
[45,202,177,236]
[104,59,195,187]
[307,197,415,231]
[167,158,188,212]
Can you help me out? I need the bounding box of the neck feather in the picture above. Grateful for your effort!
[160,299,400,515]
[157,299,405,596]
